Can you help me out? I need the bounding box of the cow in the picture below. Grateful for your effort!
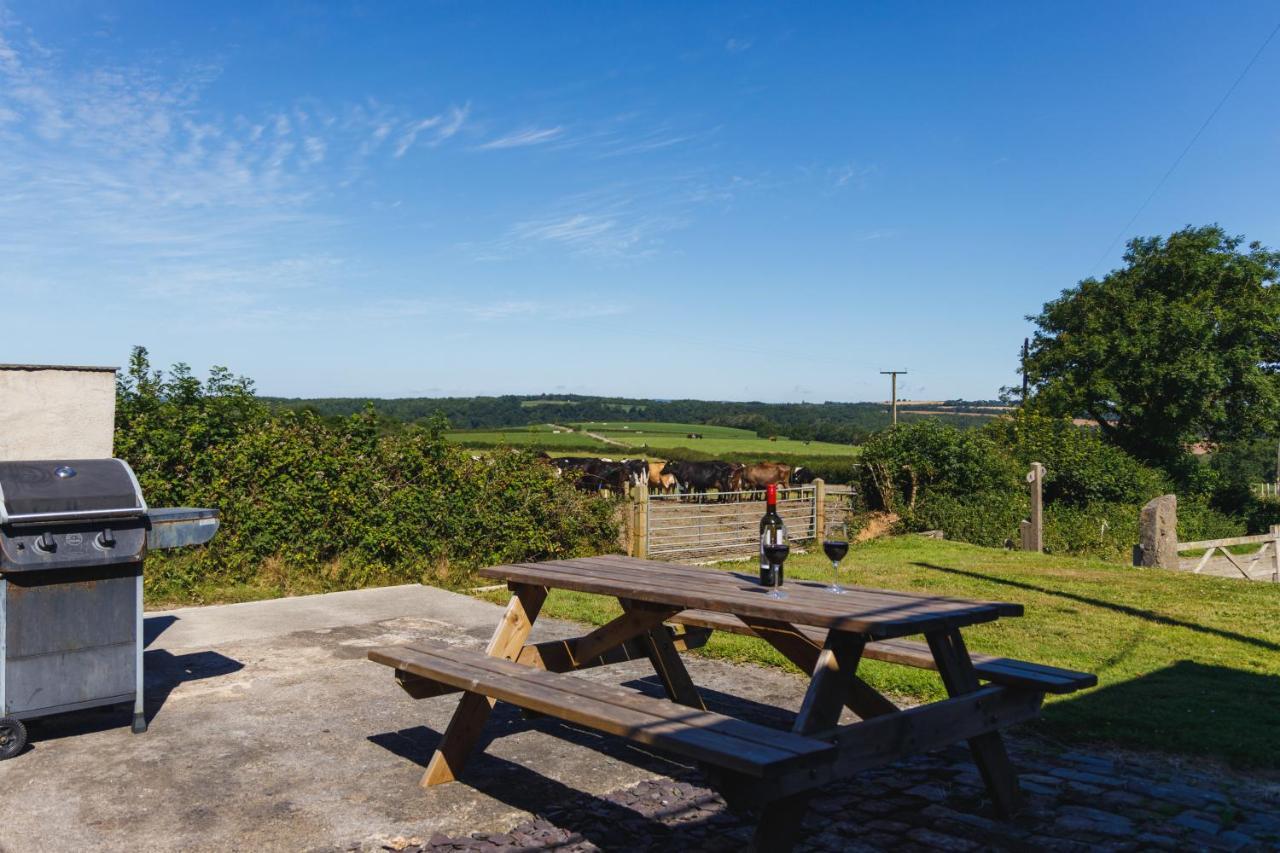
[790,466,817,486]
[648,460,677,494]
[661,460,737,501]
[621,459,648,488]
[739,462,793,493]
[549,457,629,494]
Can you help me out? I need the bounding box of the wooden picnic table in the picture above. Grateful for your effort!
[369,555,1095,851]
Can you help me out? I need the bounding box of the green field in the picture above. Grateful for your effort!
[446,420,860,458]
[479,537,1280,767]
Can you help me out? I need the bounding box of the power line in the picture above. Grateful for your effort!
[1089,18,1280,277]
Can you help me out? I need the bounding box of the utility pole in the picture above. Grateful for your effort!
[1021,338,1030,402]
[880,370,908,426]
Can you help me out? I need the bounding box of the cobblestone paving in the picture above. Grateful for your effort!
[337,738,1280,852]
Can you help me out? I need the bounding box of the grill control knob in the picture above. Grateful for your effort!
[96,528,116,549]
[34,532,56,553]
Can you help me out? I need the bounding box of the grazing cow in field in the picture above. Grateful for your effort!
[622,459,648,488]
[740,462,793,492]
[648,460,677,494]
[661,460,736,501]
[790,466,817,485]
[549,457,628,493]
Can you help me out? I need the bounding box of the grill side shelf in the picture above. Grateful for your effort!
[145,508,220,550]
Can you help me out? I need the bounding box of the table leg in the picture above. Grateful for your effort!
[738,616,895,720]
[750,791,811,853]
[794,630,867,735]
[749,630,865,851]
[421,583,548,787]
[926,628,1022,817]
[641,626,706,710]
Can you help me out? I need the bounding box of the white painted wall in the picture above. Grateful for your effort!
[0,365,117,460]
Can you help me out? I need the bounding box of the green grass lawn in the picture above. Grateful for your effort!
[480,537,1280,767]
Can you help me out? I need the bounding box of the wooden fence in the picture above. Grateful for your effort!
[622,479,856,563]
[1176,527,1280,582]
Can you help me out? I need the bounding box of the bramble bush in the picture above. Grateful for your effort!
[116,348,617,603]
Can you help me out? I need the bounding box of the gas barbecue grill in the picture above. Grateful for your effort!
[0,459,219,759]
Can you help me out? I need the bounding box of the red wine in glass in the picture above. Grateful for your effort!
[763,541,790,599]
[823,521,849,594]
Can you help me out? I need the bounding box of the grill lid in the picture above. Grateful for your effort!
[0,459,146,524]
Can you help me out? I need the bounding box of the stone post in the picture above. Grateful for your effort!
[1135,494,1178,569]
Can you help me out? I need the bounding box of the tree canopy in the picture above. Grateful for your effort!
[1023,226,1280,465]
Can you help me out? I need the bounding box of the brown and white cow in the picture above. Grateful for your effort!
[739,461,793,491]
[648,460,677,494]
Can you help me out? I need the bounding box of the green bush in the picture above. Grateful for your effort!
[900,490,1027,548]
[858,420,1020,512]
[116,349,618,602]
[985,411,1167,506]
[1042,502,1139,562]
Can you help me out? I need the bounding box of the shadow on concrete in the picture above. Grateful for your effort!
[144,614,178,648]
[911,560,1280,653]
[367,678,810,847]
[369,709,729,849]
[142,648,244,724]
[24,648,244,748]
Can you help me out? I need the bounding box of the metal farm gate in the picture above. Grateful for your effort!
[643,486,817,562]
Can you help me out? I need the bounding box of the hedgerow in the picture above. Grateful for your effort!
[115,348,617,602]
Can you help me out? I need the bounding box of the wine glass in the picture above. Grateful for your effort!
[823,521,849,594]
[763,540,791,599]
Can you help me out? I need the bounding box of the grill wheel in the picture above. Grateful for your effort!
[0,717,27,760]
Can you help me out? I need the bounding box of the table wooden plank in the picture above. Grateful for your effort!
[672,609,1096,694]
[579,555,1018,620]
[391,645,833,761]
[481,557,1013,638]
[591,554,1024,618]
[378,642,835,776]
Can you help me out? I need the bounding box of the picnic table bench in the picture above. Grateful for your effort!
[369,555,1095,851]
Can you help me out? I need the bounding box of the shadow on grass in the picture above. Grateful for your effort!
[1043,660,1280,767]
[911,561,1280,653]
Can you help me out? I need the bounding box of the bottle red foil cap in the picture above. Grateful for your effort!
[766,483,777,502]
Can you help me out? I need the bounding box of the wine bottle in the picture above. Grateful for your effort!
[759,483,788,586]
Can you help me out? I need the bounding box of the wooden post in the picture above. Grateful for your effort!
[635,481,649,559]
[1021,463,1044,553]
[1272,525,1280,583]
[814,478,826,541]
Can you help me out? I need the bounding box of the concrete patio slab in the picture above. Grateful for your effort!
[0,584,811,852]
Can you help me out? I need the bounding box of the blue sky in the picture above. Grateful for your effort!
[2,2,1278,402]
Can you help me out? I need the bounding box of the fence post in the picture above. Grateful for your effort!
[814,478,826,541]
[1272,524,1280,583]
[635,482,649,559]
[1021,463,1044,552]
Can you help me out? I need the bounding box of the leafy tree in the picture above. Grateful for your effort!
[1023,226,1280,465]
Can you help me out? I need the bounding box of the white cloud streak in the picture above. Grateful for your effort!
[477,125,563,150]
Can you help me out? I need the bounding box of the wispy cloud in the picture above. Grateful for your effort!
[478,125,563,150]
[0,14,475,321]
[394,104,469,157]
[725,37,754,54]
[829,162,878,189]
